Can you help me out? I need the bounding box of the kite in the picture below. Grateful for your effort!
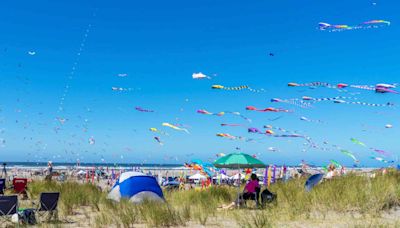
[88,136,95,145]
[370,156,393,163]
[350,138,366,147]
[318,20,390,32]
[192,72,211,79]
[338,83,398,94]
[271,98,312,108]
[288,82,333,88]
[248,127,263,134]
[162,123,190,134]
[334,100,394,107]
[340,150,359,163]
[216,133,237,140]
[117,73,128,77]
[211,85,264,93]
[216,153,226,157]
[111,87,134,91]
[197,109,251,122]
[246,106,291,113]
[385,124,393,128]
[154,136,163,146]
[135,107,154,112]
[302,96,354,102]
[300,116,322,123]
[197,109,224,116]
[372,149,391,157]
[267,147,278,152]
[28,51,36,56]
[56,117,67,125]
[220,123,242,127]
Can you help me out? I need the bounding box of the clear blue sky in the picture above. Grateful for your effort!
[1,0,399,167]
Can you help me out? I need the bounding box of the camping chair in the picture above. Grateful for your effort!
[13,178,28,195]
[35,192,60,222]
[243,188,260,208]
[0,195,18,222]
[0,178,5,195]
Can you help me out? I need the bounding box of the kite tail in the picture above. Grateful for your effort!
[223,85,249,91]
[247,87,265,93]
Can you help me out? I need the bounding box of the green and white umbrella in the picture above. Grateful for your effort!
[213,152,265,169]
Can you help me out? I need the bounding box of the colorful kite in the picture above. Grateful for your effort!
[246,106,291,112]
[197,109,224,116]
[318,20,390,32]
[149,128,168,135]
[340,150,359,163]
[216,133,237,140]
[288,82,333,88]
[162,123,190,134]
[211,85,264,93]
[350,138,366,147]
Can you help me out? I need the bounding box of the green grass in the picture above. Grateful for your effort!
[25,169,400,227]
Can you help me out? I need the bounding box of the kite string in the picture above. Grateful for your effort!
[57,10,97,114]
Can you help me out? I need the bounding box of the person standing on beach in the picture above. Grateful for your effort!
[1,163,6,178]
[45,161,53,181]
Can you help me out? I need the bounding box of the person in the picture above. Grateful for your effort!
[45,161,53,181]
[219,173,260,209]
[1,163,6,178]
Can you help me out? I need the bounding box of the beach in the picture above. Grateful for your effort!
[1,164,400,227]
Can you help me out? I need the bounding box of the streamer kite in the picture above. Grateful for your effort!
[216,133,237,140]
[246,106,291,112]
[135,107,154,112]
[340,150,359,162]
[288,82,333,88]
[271,98,312,108]
[211,85,264,92]
[220,123,242,127]
[197,109,224,116]
[318,20,390,32]
[334,100,394,107]
[162,123,190,134]
[350,138,366,147]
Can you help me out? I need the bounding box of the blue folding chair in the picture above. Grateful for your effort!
[0,195,18,222]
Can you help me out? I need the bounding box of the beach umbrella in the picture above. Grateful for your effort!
[213,152,265,169]
[304,173,324,192]
[213,153,265,206]
[108,171,164,203]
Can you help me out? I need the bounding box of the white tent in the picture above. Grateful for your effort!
[188,173,207,180]
[229,173,245,180]
[212,174,229,180]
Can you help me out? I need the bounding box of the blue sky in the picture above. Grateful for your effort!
[1,0,399,167]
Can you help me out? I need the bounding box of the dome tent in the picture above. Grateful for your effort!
[108,171,164,203]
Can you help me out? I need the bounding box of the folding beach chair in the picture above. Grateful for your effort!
[13,178,28,194]
[0,195,18,222]
[36,192,60,222]
[0,178,5,195]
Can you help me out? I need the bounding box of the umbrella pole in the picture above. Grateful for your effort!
[237,164,240,209]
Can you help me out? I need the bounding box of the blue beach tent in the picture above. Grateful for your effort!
[108,171,164,203]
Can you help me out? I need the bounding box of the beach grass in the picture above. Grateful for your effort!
[24,169,400,227]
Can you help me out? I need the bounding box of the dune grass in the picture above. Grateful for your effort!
[26,169,400,227]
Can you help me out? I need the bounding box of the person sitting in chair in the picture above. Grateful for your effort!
[219,173,260,209]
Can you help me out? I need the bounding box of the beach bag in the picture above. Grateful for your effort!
[261,188,277,206]
[19,209,37,225]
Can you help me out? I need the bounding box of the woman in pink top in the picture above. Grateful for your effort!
[219,174,260,209]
